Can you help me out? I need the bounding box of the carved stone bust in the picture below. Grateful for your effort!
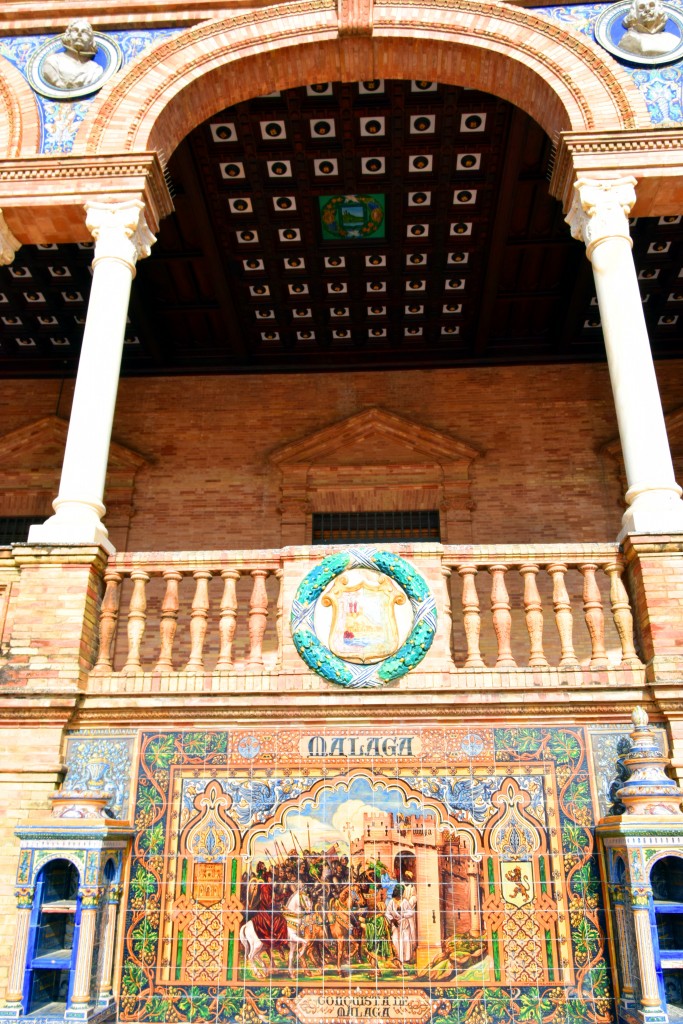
[619,0,681,56]
[41,19,103,91]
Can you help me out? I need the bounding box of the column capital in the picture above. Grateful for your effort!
[85,199,156,274]
[629,884,653,907]
[565,176,637,259]
[14,885,35,909]
[78,885,102,909]
[0,209,20,265]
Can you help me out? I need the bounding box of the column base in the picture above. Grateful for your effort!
[618,486,683,542]
[0,1003,26,1020]
[0,1010,115,1024]
[636,1010,668,1024]
[65,1004,116,1024]
[28,510,114,554]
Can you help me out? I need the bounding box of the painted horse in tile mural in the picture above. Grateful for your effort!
[239,883,315,979]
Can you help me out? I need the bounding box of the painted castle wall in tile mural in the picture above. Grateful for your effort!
[62,723,623,1024]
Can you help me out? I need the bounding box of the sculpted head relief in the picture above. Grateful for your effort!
[42,19,103,91]
[594,0,683,64]
[620,0,680,55]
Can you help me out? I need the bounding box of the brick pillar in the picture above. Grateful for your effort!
[622,535,683,780]
[7,545,107,690]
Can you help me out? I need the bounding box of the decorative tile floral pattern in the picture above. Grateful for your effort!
[0,29,181,153]
[63,732,136,818]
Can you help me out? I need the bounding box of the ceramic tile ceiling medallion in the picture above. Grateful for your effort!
[290,547,437,687]
[319,195,386,240]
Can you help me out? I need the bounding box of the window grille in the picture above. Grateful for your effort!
[312,510,440,545]
[0,516,44,545]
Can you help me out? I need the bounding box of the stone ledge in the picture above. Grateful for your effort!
[0,152,173,241]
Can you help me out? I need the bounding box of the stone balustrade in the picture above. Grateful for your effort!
[81,543,644,694]
[91,550,283,679]
[443,543,641,673]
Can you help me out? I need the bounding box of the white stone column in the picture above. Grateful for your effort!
[0,209,20,265]
[566,177,683,540]
[29,200,155,552]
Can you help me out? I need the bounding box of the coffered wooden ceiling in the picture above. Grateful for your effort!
[1,78,682,377]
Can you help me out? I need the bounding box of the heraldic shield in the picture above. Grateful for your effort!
[321,568,407,664]
[290,547,437,687]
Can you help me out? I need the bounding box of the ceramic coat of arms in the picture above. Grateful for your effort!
[290,547,437,687]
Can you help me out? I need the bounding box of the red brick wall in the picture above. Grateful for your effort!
[2,360,683,550]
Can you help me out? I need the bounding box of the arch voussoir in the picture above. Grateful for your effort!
[0,54,40,158]
[75,0,650,160]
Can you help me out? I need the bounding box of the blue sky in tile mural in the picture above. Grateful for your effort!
[0,29,182,153]
[536,0,683,124]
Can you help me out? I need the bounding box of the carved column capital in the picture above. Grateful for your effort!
[629,884,653,908]
[78,885,102,908]
[608,882,626,905]
[14,885,35,909]
[0,209,20,265]
[86,199,156,274]
[565,177,637,259]
[106,883,124,904]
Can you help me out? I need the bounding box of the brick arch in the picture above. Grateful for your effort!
[76,0,649,158]
[0,55,40,157]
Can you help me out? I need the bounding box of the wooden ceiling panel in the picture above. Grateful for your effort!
[0,80,680,376]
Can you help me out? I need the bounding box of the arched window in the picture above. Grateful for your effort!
[651,855,683,1012]
[24,859,81,1016]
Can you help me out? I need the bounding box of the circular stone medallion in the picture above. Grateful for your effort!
[28,32,123,100]
[594,1,683,64]
[290,547,437,688]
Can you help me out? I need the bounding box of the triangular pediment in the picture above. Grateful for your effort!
[604,406,683,462]
[0,416,149,471]
[270,408,481,467]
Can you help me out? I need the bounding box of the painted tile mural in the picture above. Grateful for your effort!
[120,725,612,1024]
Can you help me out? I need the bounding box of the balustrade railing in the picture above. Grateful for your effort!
[92,551,282,675]
[443,544,641,672]
[90,543,642,680]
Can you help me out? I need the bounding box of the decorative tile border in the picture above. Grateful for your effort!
[0,29,181,153]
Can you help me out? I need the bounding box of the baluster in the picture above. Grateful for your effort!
[457,564,484,668]
[121,569,149,674]
[154,570,182,673]
[274,567,284,670]
[216,569,240,671]
[580,562,608,669]
[604,561,641,666]
[489,563,516,668]
[92,570,121,674]
[547,563,579,666]
[247,569,269,668]
[184,570,212,673]
[520,563,548,667]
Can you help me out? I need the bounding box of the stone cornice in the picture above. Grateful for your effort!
[0,696,79,727]
[0,0,581,30]
[70,698,656,726]
[0,0,307,32]
[0,152,173,242]
[550,129,683,216]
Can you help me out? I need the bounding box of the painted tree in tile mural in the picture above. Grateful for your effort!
[120,727,613,1024]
